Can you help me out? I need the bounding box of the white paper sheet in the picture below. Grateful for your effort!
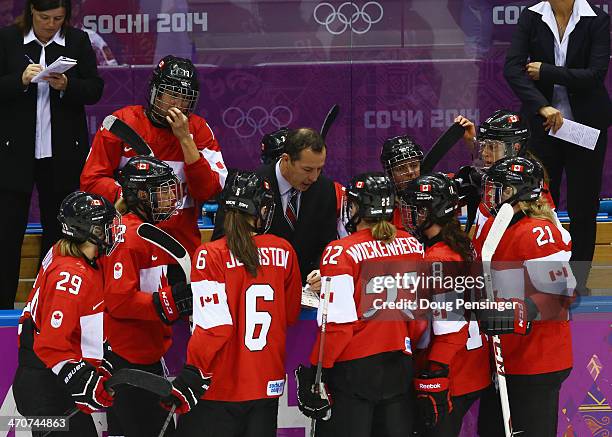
[31,56,77,83]
[548,119,600,150]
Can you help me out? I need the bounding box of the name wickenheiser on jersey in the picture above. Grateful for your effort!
[372,298,519,312]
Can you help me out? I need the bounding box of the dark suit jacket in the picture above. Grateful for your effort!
[0,25,104,193]
[504,5,611,137]
[212,164,338,283]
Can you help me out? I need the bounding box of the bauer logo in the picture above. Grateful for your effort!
[114,262,123,280]
[51,310,63,328]
[267,379,285,396]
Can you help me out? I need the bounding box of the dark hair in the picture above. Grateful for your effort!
[284,128,326,162]
[16,0,72,36]
[224,209,260,277]
[439,218,474,262]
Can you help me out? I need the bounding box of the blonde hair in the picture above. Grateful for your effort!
[369,219,397,244]
[518,197,556,223]
[56,239,83,258]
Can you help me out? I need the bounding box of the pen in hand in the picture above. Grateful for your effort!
[24,54,35,64]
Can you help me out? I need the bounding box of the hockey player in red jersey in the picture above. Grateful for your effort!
[295,173,424,437]
[103,156,191,437]
[380,135,424,230]
[473,156,575,437]
[162,171,302,436]
[398,173,490,436]
[80,55,227,255]
[13,191,121,436]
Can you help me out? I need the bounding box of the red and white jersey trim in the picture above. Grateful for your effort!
[192,279,232,330]
[317,274,358,325]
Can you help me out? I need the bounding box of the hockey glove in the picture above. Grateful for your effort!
[478,297,537,336]
[161,365,211,415]
[58,360,114,414]
[414,363,452,428]
[98,341,114,379]
[295,364,332,420]
[153,282,193,324]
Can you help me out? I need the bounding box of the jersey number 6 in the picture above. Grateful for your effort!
[245,284,274,351]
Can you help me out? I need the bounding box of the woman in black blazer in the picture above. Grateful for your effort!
[504,0,611,293]
[0,0,103,309]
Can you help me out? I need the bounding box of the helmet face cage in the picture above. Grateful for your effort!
[148,177,183,222]
[97,212,124,256]
[256,192,276,234]
[387,157,422,192]
[481,176,505,212]
[398,199,429,235]
[149,83,199,125]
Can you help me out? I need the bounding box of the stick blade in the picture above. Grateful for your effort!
[102,115,154,156]
[105,368,172,397]
[421,122,466,173]
[320,104,339,140]
[481,203,514,262]
[137,223,191,283]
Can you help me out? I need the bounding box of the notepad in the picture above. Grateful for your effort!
[31,56,77,83]
[548,119,600,150]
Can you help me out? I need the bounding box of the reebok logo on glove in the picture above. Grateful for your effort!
[418,382,442,390]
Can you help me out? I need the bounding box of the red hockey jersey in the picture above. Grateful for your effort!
[186,234,302,401]
[103,214,176,365]
[309,229,424,368]
[474,213,574,375]
[80,105,227,254]
[18,247,104,373]
[420,240,490,397]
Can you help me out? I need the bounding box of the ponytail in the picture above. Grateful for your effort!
[439,218,474,262]
[224,210,260,277]
[370,219,397,244]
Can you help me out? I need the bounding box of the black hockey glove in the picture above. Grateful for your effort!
[414,362,452,428]
[58,360,114,414]
[295,364,332,420]
[98,341,114,379]
[153,282,193,324]
[478,297,538,336]
[160,365,211,414]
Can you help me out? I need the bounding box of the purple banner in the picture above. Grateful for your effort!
[1,318,611,436]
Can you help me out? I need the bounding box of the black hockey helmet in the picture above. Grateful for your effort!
[344,172,395,234]
[222,171,275,234]
[476,110,529,167]
[261,127,289,165]
[147,55,200,127]
[116,156,182,223]
[397,173,459,237]
[57,191,123,256]
[482,156,544,213]
[380,135,424,192]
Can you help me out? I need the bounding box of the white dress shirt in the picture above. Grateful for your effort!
[275,160,301,216]
[529,0,597,121]
[23,29,66,159]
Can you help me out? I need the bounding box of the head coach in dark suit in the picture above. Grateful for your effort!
[212,128,338,291]
[503,0,611,292]
[0,0,104,308]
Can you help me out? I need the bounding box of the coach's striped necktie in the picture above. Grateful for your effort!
[285,188,299,230]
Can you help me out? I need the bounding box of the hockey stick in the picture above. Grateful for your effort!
[42,369,172,437]
[420,122,466,174]
[137,223,191,284]
[320,104,339,140]
[102,115,154,156]
[311,276,332,437]
[481,202,515,437]
[158,404,176,437]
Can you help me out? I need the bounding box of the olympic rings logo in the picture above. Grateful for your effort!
[313,2,384,35]
[222,106,293,139]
